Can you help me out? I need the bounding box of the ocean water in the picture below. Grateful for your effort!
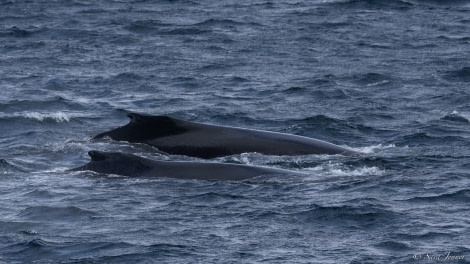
[1,0,470,263]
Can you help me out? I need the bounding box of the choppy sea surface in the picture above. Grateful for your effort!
[1,0,470,263]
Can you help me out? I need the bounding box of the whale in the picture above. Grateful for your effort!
[93,113,357,159]
[71,151,296,180]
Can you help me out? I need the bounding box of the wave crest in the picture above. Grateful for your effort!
[0,111,73,122]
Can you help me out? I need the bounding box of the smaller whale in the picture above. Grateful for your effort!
[71,151,296,181]
[93,113,357,159]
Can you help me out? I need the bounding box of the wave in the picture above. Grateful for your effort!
[397,110,470,146]
[322,0,468,9]
[374,240,412,251]
[193,18,261,28]
[321,0,414,9]
[125,20,210,35]
[443,67,470,83]
[440,111,470,123]
[124,20,173,34]
[0,26,44,38]
[0,159,25,174]
[289,115,346,127]
[295,203,401,227]
[398,131,465,145]
[123,17,259,37]
[18,205,97,221]
[405,189,470,203]
[183,192,247,206]
[1,96,85,113]
[0,111,76,123]
[404,0,470,7]
[353,144,398,154]
[163,28,210,35]
[348,72,394,87]
[23,111,71,122]
[305,161,385,177]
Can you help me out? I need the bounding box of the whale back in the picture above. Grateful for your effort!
[93,113,186,142]
[71,151,294,180]
[72,151,153,176]
[92,113,357,158]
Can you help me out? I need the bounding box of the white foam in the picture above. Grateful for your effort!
[352,144,397,154]
[449,110,470,122]
[316,0,351,3]
[305,161,385,177]
[366,80,391,87]
[21,111,72,122]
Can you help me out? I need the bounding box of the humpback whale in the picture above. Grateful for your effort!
[72,151,295,180]
[93,113,357,159]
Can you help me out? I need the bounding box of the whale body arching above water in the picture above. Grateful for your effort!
[93,113,357,159]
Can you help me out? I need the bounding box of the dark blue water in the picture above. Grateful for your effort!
[1,0,470,263]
